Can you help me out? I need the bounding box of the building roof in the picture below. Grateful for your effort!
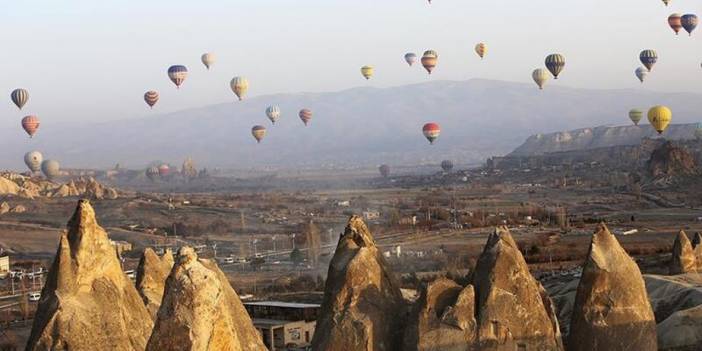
[244,301,321,309]
[251,318,294,328]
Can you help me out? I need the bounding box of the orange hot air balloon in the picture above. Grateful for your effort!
[421,50,438,74]
[299,108,312,126]
[144,91,159,108]
[158,164,170,177]
[251,125,266,143]
[669,13,683,35]
[422,122,441,144]
[21,115,40,138]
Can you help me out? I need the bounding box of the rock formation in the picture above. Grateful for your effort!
[26,199,153,351]
[648,141,698,178]
[670,230,697,275]
[135,248,174,319]
[693,233,702,272]
[0,202,9,215]
[0,172,118,199]
[311,215,405,351]
[146,247,266,351]
[568,223,657,351]
[657,304,702,351]
[473,226,563,350]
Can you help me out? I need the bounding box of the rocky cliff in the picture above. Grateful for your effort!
[135,248,174,319]
[670,230,697,275]
[648,141,698,178]
[0,172,118,199]
[26,199,153,350]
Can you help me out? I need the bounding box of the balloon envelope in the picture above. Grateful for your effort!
[266,105,281,124]
[11,89,29,110]
[251,125,266,143]
[640,50,658,71]
[361,66,374,80]
[21,115,40,138]
[669,13,682,34]
[545,54,565,79]
[144,91,159,108]
[201,53,216,69]
[167,65,188,88]
[158,164,170,177]
[635,67,649,83]
[404,53,417,66]
[648,105,672,134]
[299,109,312,126]
[475,43,487,59]
[681,14,698,35]
[41,160,60,179]
[146,167,159,181]
[532,69,550,89]
[441,160,454,172]
[230,77,249,101]
[421,50,438,74]
[422,123,441,144]
[24,151,43,173]
[629,109,644,125]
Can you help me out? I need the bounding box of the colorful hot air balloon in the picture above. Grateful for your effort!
[230,76,249,101]
[361,66,374,80]
[422,123,441,144]
[640,50,658,71]
[635,67,649,83]
[669,13,683,35]
[266,105,281,124]
[379,164,390,178]
[545,54,565,79]
[532,69,550,90]
[146,166,160,181]
[21,115,40,138]
[24,151,43,173]
[299,109,312,126]
[201,52,216,70]
[629,109,644,125]
[144,91,159,108]
[11,89,29,110]
[405,53,417,66]
[252,125,266,143]
[421,50,438,74]
[158,164,170,177]
[648,105,672,134]
[167,65,188,88]
[41,160,60,180]
[441,160,454,172]
[475,43,487,59]
[681,14,698,36]
[662,0,670,6]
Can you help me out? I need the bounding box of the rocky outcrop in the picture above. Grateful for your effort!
[311,216,405,351]
[26,199,153,350]
[10,205,26,213]
[0,177,20,196]
[671,230,697,275]
[473,226,563,350]
[135,248,174,319]
[146,247,265,351]
[402,278,476,351]
[657,304,702,351]
[568,223,657,351]
[50,177,118,199]
[648,141,698,178]
[0,202,9,215]
[0,172,118,199]
[692,233,702,272]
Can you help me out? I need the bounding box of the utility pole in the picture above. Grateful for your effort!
[291,234,297,250]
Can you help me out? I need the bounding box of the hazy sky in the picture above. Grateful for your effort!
[2,0,700,124]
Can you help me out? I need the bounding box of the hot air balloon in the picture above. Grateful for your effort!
[361,66,374,80]
[695,123,702,140]
[421,50,438,74]
[668,13,682,35]
[422,123,441,144]
[41,160,60,180]
[640,50,658,71]
[266,105,281,124]
[144,91,159,108]
[475,43,487,59]
[635,67,649,83]
[662,0,670,6]
[24,151,43,173]
[405,53,417,66]
[648,105,672,134]
[201,52,216,70]
[441,160,454,172]
[146,166,160,181]
[629,109,644,125]
[167,65,188,88]
[252,125,266,143]
[158,164,170,177]
[545,54,565,79]
[11,89,28,110]
[299,109,312,126]
[21,115,40,138]
[532,69,550,90]
[230,76,249,101]
[681,14,698,36]
[379,164,390,178]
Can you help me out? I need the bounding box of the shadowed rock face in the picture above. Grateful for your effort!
[311,216,405,351]
[146,247,266,351]
[671,230,697,275]
[26,199,153,351]
[692,233,702,272]
[473,226,563,351]
[568,223,657,351]
[135,248,175,319]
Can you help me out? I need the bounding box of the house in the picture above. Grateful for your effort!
[362,211,381,221]
[244,301,320,350]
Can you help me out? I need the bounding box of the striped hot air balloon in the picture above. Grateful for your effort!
[266,105,281,124]
[379,164,390,178]
[167,65,188,88]
[441,160,454,172]
[532,68,551,90]
[21,115,40,138]
[361,66,374,80]
[11,89,29,110]
[158,164,170,177]
[475,43,487,59]
[422,123,441,144]
[421,50,438,74]
[24,151,43,173]
[681,14,698,36]
[201,52,216,70]
[635,67,649,83]
[669,13,683,35]
[640,50,658,71]
[146,166,160,181]
[144,91,159,108]
[405,53,417,66]
[230,76,249,101]
[545,54,566,79]
[299,108,312,126]
[41,160,60,180]
[648,105,672,134]
[252,125,266,143]
[629,109,644,125]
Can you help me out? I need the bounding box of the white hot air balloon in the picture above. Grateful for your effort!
[266,105,281,124]
[635,67,648,83]
[532,68,551,90]
[201,52,216,70]
[24,151,43,173]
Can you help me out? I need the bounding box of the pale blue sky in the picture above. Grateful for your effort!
[1,0,700,123]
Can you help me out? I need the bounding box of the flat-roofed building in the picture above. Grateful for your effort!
[244,301,320,350]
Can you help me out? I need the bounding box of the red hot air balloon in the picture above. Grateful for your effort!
[158,164,170,177]
[422,123,441,144]
[669,13,683,35]
[21,115,40,138]
[299,108,312,126]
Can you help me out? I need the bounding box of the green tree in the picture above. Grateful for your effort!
[290,248,304,265]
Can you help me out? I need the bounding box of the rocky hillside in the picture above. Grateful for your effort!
[0,172,119,199]
[648,141,698,178]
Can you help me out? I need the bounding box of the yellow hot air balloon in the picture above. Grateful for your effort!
[474,43,487,59]
[532,68,550,90]
[230,77,249,101]
[361,65,374,80]
[647,105,672,134]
